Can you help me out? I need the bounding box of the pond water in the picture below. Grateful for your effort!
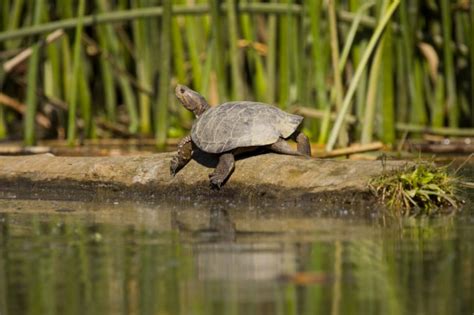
[0,167,473,315]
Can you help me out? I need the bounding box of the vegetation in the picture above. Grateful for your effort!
[0,1,472,148]
[369,161,459,216]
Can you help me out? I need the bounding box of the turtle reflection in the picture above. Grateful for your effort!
[173,205,298,303]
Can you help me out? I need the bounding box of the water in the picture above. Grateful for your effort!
[1,168,473,315]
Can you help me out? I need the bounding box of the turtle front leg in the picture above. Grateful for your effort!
[209,153,235,189]
[170,135,193,176]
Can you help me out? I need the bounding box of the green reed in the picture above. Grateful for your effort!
[209,0,225,104]
[308,0,329,143]
[326,0,400,151]
[132,0,153,135]
[226,0,244,100]
[66,0,85,145]
[23,0,43,146]
[171,3,186,86]
[264,5,276,105]
[328,0,348,147]
[240,3,267,101]
[379,1,395,145]
[440,0,458,128]
[0,1,472,149]
[155,0,172,149]
[277,0,291,109]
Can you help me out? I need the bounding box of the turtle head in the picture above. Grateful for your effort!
[175,84,210,118]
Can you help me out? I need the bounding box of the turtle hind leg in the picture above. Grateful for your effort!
[292,131,311,157]
[268,138,304,156]
[209,153,235,189]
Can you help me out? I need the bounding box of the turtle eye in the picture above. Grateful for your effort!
[180,87,185,94]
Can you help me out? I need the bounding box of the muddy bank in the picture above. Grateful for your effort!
[0,152,406,208]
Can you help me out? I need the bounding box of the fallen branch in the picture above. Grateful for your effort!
[318,142,383,158]
[0,145,51,155]
[408,141,474,154]
[95,118,134,138]
[396,123,474,137]
[3,29,65,73]
[0,93,51,128]
[459,181,474,189]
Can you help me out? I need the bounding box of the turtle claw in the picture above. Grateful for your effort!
[210,180,223,190]
[210,183,221,190]
[170,156,180,176]
[209,173,224,190]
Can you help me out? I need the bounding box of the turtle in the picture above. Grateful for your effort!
[170,84,311,189]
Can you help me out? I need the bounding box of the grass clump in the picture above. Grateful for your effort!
[369,162,459,216]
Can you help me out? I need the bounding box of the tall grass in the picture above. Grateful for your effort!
[0,1,472,149]
[66,0,86,146]
[155,0,172,149]
[23,0,43,146]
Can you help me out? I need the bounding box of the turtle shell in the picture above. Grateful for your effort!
[191,101,304,153]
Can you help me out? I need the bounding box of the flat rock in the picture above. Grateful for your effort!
[0,153,406,209]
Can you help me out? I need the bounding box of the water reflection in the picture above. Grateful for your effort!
[189,207,297,306]
[0,199,473,315]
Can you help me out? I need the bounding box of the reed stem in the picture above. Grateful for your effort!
[471,2,474,125]
[184,19,202,90]
[240,8,267,101]
[277,0,291,108]
[399,0,417,127]
[361,40,383,144]
[380,14,395,145]
[226,0,244,99]
[349,0,369,139]
[440,0,458,127]
[97,37,117,121]
[411,58,427,126]
[326,0,400,151]
[0,3,309,44]
[171,10,186,85]
[339,1,375,72]
[308,0,329,143]
[155,0,172,149]
[66,0,86,146]
[328,0,347,147]
[266,8,277,104]
[209,0,227,103]
[132,1,153,135]
[4,0,24,49]
[24,0,44,146]
[0,106,6,139]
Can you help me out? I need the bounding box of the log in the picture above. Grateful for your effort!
[0,152,407,209]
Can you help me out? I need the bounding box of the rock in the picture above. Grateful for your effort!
[0,153,406,209]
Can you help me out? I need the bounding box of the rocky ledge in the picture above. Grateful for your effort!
[0,152,406,209]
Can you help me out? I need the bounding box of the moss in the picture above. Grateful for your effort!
[369,161,459,216]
